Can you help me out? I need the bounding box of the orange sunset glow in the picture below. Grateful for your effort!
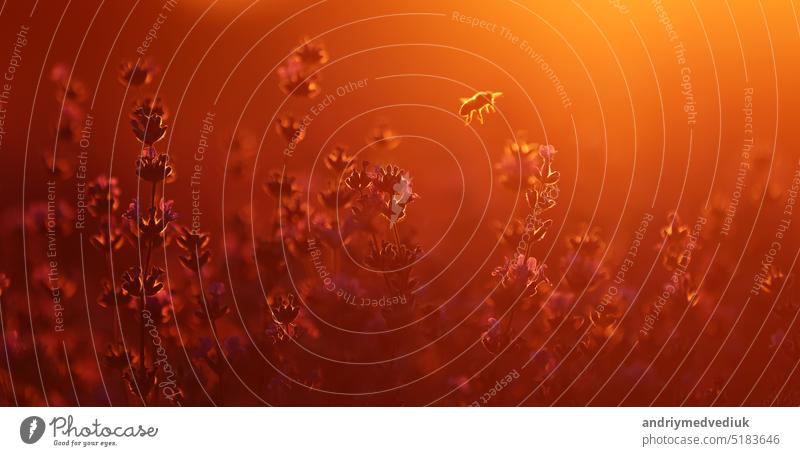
[0,0,798,408]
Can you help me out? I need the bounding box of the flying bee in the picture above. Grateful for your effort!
[459,91,502,125]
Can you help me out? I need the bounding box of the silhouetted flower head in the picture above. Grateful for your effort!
[318,181,353,210]
[506,133,540,156]
[567,227,606,258]
[275,113,307,144]
[345,161,373,192]
[130,107,167,145]
[381,172,418,226]
[325,144,352,174]
[294,38,329,67]
[119,60,157,86]
[268,293,300,326]
[351,186,384,228]
[54,77,88,104]
[135,146,173,182]
[278,197,308,245]
[661,212,688,243]
[366,240,422,274]
[97,278,132,309]
[124,199,174,247]
[90,224,125,252]
[264,172,297,199]
[277,58,321,98]
[660,212,690,269]
[561,228,608,293]
[56,120,80,143]
[493,253,548,297]
[758,266,787,296]
[311,214,347,248]
[43,153,73,180]
[590,301,621,329]
[276,38,327,98]
[177,226,211,271]
[121,266,165,297]
[87,175,120,217]
[496,135,543,189]
[277,53,303,79]
[176,226,210,253]
[132,97,167,119]
[374,164,404,195]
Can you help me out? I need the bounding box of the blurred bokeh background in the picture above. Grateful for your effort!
[1,0,799,406]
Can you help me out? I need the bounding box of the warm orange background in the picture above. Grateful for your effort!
[2,0,797,243]
[1,0,799,405]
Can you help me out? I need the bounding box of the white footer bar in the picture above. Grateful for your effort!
[1,407,797,455]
